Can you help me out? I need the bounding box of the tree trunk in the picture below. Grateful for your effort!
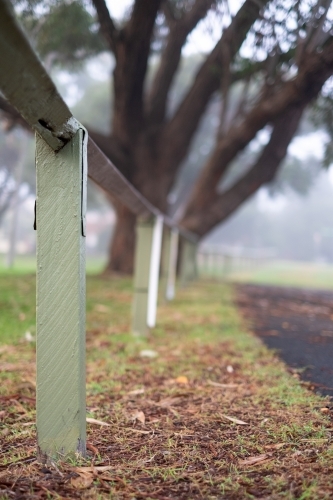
[105,201,137,274]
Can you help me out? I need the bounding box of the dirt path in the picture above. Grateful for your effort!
[236,284,333,398]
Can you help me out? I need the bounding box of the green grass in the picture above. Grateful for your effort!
[202,259,333,290]
[1,274,333,498]
[0,254,106,275]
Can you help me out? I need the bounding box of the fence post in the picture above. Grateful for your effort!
[147,215,163,328]
[180,239,198,286]
[132,215,163,334]
[163,228,179,301]
[36,129,87,462]
[167,228,179,300]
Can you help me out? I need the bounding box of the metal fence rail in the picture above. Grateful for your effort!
[0,0,198,462]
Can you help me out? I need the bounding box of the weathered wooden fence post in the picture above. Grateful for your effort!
[36,128,87,461]
[132,215,163,334]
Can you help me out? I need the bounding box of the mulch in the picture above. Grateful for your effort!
[235,283,333,398]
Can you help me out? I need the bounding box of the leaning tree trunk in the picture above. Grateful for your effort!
[105,200,137,274]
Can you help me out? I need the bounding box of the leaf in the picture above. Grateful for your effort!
[87,442,100,455]
[221,414,248,425]
[175,376,189,385]
[73,466,113,473]
[127,388,145,395]
[131,410,145,424]
[153,397,182,407]
[140,349,158,358]
[239,453,271,466]
[71,474,93,489]
[264,443,286,450]
[94,304,109,313]
[128,429,151,434]
[208,380,239,388]
[86,417,111,427]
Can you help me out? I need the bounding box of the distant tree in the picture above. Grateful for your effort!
[2,0,333,273]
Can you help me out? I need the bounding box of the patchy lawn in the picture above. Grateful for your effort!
[1,275,333,499]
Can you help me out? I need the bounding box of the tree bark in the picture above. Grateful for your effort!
[105,200,137,274]
[180,103,306,236]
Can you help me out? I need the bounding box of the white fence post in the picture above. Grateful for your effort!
[133,215,163,334]
[147,215,163,328]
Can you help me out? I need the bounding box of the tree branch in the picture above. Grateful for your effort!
[91,0,118,53]
[147,0,216,126]
[160,0,271,173]
[181,103,306,236]
[180,35,333,213]
[112,0,162,147]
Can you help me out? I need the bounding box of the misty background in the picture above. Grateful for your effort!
[1,51,333,266]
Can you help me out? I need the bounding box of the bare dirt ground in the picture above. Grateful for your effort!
[236,284,333,398]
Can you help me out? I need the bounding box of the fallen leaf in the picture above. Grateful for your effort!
[152,397,182,407]
[264,443,286,450]
[221,414,248,425]
[239,454,271,465]
[131,410,145,424]
[127,388,145,395]
[24,331,34,342]
[208,380,239,388]
[128,429,151,434]
[71,474,93,489]
[87,442,100,455]
[140,349,158,358]
[175,375,188,385]
[94,304,110,313]
[74,466,113,473]
[86,417,111,427]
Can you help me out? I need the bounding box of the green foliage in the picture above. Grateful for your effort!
[13,0,105,69]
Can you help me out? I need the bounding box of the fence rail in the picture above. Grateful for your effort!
[0,0,198,462]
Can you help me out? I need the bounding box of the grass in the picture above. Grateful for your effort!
[0,274,333,498]
[0,254,106,275]
[201,259,333,290]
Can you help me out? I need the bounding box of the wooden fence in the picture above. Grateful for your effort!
[0,0,198,462]
[198,246,275,279]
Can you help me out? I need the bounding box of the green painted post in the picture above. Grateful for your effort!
[166,229,179,300]
[132,217,154,335]
[36,128,87,462]
[180,239,197,286]
[161,227,171,300]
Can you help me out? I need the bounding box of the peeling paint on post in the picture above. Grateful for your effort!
[36,129,87,462]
